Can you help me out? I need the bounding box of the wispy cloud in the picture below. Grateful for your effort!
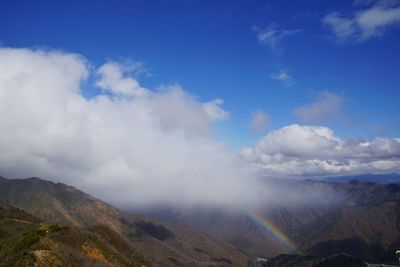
[252,23,301,53]
[323,0,400,43]
[270,70,294,86]
[294,91,345,124]
[250,110,271,135]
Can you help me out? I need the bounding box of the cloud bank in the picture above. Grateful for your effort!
[0,47,259,208]
[241,124,400,177]
[323,0,400,42]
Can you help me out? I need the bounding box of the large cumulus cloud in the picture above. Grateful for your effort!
[241,124,400,177]
[0,47,262,208]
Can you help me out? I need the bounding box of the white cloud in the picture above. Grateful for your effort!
[96,62,149,97]
[151,85,215,137]
[270,70,294,86]
[252,23,301,52]
[203,98,230,121]
[323,0,400,42]
[294,91,344,124]
[0,47,259,208]
[241,124,400,177]
[250,111,271,135]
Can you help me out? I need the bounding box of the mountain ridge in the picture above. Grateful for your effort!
[144,179,400,263]
[0,176,252,267]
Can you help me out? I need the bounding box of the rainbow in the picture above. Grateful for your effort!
[247,211,300,254]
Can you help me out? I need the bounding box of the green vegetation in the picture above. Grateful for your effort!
[0,208,42,267]
[0,228,8,239]
[47,224,65,233]
[15,231,40,251]
[0,206,149,267]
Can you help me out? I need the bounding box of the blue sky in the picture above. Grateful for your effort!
[1,0,399,149]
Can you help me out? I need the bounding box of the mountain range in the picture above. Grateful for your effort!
[142,179,400,265]
[0,176,250,267]
[1,176,400,266]
[319,173,400,184]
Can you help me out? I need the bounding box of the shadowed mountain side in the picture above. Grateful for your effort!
[145,207,288,256]
[119,211,252,266]
[143,179,400,263]
[260,253,367,267]
[293,180,400,262]
[321,174,400,184]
